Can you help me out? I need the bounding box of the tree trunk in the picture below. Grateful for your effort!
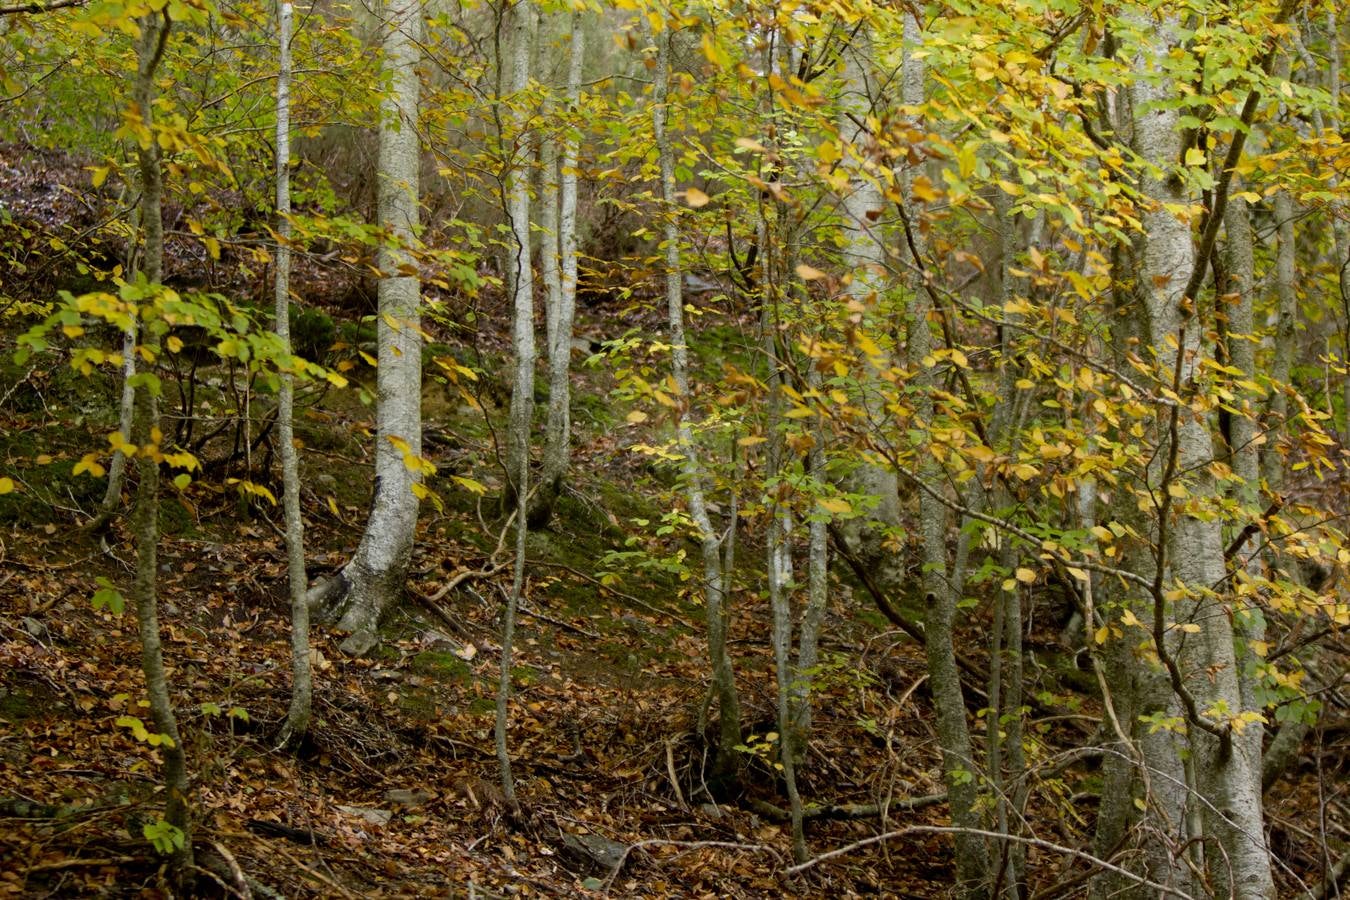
[495,0,536,813]
[836,27,901,588]
[1129,11,1274,896]
[651,20,741,789]
[130,11,193,884]
[898,13,990,896]
[530,10,583,528]
[274,0,312,749]
[314,0,423,655]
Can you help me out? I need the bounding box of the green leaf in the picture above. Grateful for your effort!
[91,577,125,615]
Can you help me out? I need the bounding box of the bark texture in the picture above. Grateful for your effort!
[274,0,312,749]
[531,11,584,527]
[1129,12,1274,896]
[496,0,536,812]
[317,0,424,655]
[901,13,990,896]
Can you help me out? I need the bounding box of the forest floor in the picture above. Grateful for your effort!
[1,142,1346,897]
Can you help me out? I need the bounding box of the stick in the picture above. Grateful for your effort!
[785,825,1196,898]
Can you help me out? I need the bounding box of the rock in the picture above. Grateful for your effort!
[384,788,433,809]
[336,805,392,826]
[560,831,626,871]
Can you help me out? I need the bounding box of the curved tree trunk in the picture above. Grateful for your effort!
[315,0,424,655]
[651,20,741,790]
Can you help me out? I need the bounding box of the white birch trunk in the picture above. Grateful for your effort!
[837,28,900,580]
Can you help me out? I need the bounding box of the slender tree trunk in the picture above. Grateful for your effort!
[897,13,990,896]
[274,0,312,749]
[502,0,536,509]
[495,0,536,814]
[95,324,136,523]
[531,11,583,527]
[130,11,192,884]
[1264,183,1297,491]
[1129,12,1274,896]
[651,21,741,789]
[1329,8,1350,442]
[313,0,423,655]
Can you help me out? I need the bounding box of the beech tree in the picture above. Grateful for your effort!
[311,0,426,655]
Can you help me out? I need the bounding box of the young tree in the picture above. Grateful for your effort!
[311,0,425,655]
[898,12,990,895]
[128,8,193,883]
[496,0,536,811]
[650,17,742,788]
[274,0,312,749]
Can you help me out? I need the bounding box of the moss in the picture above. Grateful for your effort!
[411,651,473,683]
[467,697,496,717]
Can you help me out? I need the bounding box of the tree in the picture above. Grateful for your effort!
[649,15,742,789]
[496,0,536,813]
[128,7,193,883]
[531,9,585,528]
[311,0,425,655]
[1124,7,1274,895]
[274,0,311,749]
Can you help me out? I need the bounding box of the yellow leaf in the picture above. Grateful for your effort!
[0,477,14,494]
[167,335,184,353]
[1015,567,1036,584]
[73,454,106,478]
[684,186,710,208]
[1179,622,1201,633]
[626,410,648,424]
[1094,625,1110,645]
[1184,147,1207,167]
[453,475,488,495]
[911,175,941,203]
[795,263,827,281]
[818,497,852,515]
[737,435,767,447]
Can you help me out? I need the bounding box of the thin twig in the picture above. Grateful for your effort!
[785,825,1195,898]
